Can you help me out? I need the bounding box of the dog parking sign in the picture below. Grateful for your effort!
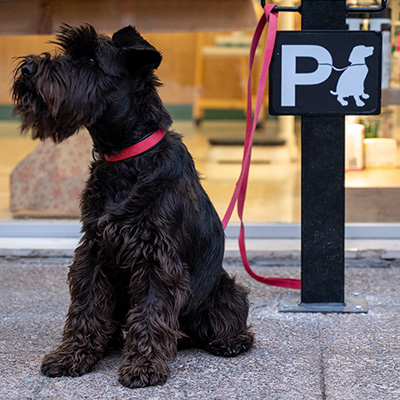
[269,31,382,115]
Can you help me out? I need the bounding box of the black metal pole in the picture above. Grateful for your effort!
[300,0,346,305]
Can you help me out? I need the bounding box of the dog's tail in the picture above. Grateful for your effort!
[330,90,338,96]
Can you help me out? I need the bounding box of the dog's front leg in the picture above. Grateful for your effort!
[41,236,117,378]
[118,251,189,388]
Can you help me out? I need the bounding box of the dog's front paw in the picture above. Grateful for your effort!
[118,358,169,388]
[41,351,73,377]
[41,348,96,378]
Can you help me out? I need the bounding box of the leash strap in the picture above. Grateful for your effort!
[222,4,301,290]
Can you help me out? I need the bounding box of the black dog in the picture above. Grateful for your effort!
[12,24,253,388]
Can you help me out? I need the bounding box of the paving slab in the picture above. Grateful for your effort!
[0,258,399,400]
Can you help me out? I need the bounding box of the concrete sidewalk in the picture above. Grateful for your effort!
[1,253,400,400]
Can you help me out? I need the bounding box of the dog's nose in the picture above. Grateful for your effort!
[21,64,36,77]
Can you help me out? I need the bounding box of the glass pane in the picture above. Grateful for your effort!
[1,6,400,225]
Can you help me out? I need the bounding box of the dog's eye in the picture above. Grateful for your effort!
[88,58,95,64]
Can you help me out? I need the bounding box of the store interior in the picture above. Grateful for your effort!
[0,0,400,224]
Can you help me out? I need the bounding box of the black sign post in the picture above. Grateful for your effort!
[269,0,384,313]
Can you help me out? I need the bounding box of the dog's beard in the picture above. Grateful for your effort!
[13,76,79,142]
[12,55,103,143]
[12,90,81,143]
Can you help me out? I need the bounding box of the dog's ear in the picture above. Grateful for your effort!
[112,26,162,70]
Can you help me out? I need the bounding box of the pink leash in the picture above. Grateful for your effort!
[222,5,301,290]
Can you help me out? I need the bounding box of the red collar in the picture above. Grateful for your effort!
[104,129,166,162]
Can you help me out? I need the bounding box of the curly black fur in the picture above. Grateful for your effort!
[12,24,253,389]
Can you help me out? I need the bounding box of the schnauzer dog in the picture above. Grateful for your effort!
[12,24,253,388]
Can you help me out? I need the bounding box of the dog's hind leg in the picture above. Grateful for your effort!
[41,236,118,378]
[354,95,365,107]
[118,247,190,388]
[183,269,254,357]
[204,270,254,356]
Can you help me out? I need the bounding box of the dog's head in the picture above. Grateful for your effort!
[348,45,374,64]
[12,24,163,143]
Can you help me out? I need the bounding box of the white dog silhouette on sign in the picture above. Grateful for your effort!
[330,45,374,107]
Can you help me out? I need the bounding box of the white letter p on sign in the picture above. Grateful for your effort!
[281,45,333,107]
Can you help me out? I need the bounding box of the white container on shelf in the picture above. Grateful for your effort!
[364,138,397,168]
[345,122,365,171]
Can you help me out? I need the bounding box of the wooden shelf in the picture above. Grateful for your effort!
[345,168,400,188]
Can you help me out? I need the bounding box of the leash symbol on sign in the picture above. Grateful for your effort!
[281,44,374,108]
